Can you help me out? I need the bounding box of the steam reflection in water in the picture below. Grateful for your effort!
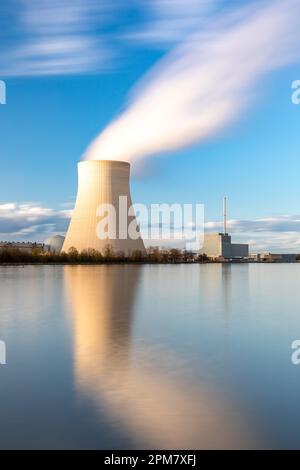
[64,265,256,449]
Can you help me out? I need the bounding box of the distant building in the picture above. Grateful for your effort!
[248,253,297,262]
[44,235,65,254]
[259,253,297,263]
[0,241,44,253]
[248,253,260,261]
[199,197,249,260]
[199,233,249,260]
[230,242,249,258]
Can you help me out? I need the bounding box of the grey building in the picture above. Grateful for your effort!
[199,233,249,259]
[199,197,249,260]
[259,253,297,263]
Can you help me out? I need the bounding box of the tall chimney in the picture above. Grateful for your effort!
[62,160,146,255]
[223,196,227,235]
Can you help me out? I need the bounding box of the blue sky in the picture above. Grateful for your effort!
[0,0,300,251]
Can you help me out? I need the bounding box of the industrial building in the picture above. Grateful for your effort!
[0,241,44,253]
[62,160,146,256]
[252,253,297,263]
[44,235,65,254]
[199,232,249,260]
[199,198,249,260]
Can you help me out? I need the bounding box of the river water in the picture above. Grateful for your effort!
[0,264,300,449]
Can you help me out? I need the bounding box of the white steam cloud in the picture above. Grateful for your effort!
[85,0,300,163]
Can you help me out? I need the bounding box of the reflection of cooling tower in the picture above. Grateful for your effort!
[64,265,139,381]
[62,160,145,255]
[65,264,256,449]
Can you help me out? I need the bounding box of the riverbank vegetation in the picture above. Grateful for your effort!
[1,246,299,265]
[0,246,209,264]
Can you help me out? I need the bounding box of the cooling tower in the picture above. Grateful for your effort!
[62,160,146,255]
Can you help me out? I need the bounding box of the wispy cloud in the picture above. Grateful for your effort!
[206,216,300,234]
[0,0,115,76]
[0,0,245,77]
[125,0,218,46]
[20,0,103,35]
[0,203,71,240]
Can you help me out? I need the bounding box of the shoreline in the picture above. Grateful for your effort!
[0,261,299,266]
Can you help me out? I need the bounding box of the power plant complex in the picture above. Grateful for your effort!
[0,158,258,261]
[2,165,298,262]
[199,232,249,260]
[199,198,249,260]
[62,160,249,260]
[62,160,146,256]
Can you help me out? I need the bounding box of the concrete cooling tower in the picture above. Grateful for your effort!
[62,160,145,256]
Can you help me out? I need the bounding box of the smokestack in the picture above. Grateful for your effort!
[223,196,227,235]
[62,160,145,256]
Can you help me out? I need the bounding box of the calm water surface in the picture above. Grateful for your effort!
[0,264,300,449]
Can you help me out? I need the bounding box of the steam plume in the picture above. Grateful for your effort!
[85,0,300,163]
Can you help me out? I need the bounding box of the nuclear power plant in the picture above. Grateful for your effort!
[62,160,146,256]
[199,197,249,260]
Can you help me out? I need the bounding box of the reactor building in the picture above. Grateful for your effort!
[44,235,65,254]
[199,198,249,260]
[62,160,146,256]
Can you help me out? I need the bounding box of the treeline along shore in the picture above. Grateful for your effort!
[0,246,207,265]
[1,247,300,265]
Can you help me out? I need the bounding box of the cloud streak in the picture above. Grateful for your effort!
[0,0,114,76]
[206,216,300,234]
[0,203,71,240]
[85,0,300,163]
[125,0,218,46]
[3,0,214,76]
